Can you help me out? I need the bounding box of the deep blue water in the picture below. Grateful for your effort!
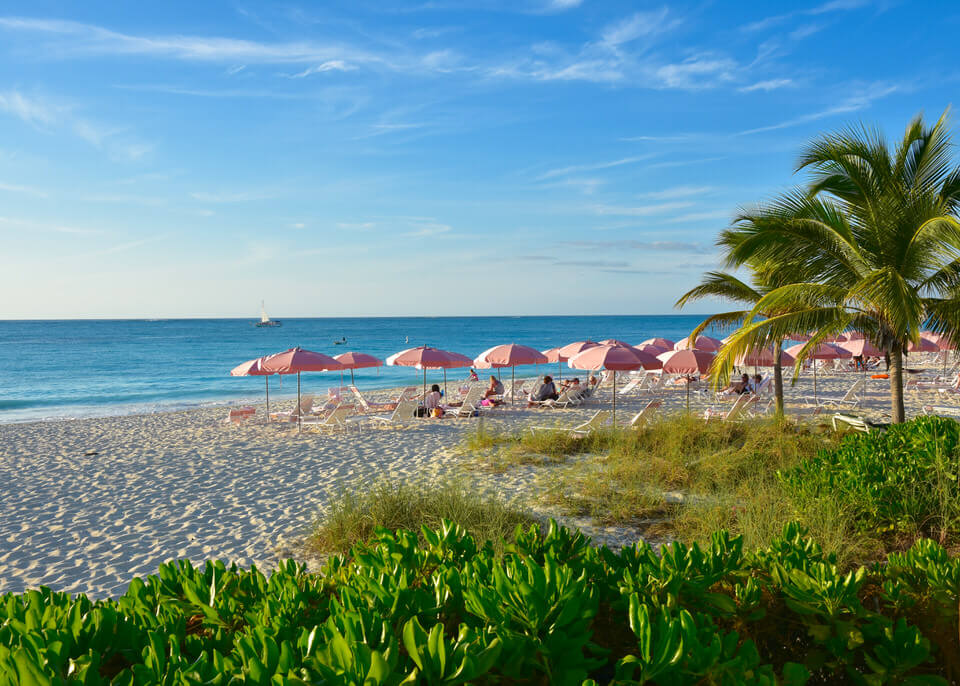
[0,316,714,423]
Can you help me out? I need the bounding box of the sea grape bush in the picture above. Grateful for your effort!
[1,520,957,685]
[780,416,960,537]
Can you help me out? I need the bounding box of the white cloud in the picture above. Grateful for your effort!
[667,209,731,223]
[337,221,376,230]
[0,181,48,197]
[600,9,677,49]
[738,83,899,135]
[291,222,306,229]
[548,0,583,9]
[285,60,354,78]
[405,222,451,237]
[189,190,275,202]
[0,90,60,128]
[640,185,717,200]
[739,78,794,92]
[655,54,736,89]
[592,201,693,216]
[538,155,653,180]
[789,23,823,40]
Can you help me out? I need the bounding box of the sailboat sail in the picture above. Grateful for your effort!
[261,301,270,323]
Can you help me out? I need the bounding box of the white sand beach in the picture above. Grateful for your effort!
[0,363,952,598]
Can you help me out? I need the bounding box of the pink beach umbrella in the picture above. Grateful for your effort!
[568,344,660,424]
[785,342,849,404]
[907,336,939,353]
[634,343,668,356]
[230,357,273,417]
[333,351,384,386]
[659,349,716,410]
[838,338,882,358]
[599,338,633,347]
[542,347,567,379]
[736,347,796,369]
[674,335,723,352]
[640,337,675,350]
[387,345,474,401]
[553,341,600,381]
[261,348,345,432]
[474,344,549,404]
[925,332,956,351]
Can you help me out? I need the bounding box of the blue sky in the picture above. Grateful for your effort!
[1,0,958,318]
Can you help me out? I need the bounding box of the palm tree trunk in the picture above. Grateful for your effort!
[773,341,784,417]
[890,347,905,423]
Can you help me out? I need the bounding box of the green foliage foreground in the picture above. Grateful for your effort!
[3,521,958,685]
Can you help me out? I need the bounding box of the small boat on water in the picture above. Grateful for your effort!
[255,301,281,327]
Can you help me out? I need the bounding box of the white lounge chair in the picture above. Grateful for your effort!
[703,394,757,422]
[445,385,486,418]
[534,386,583,408]
[269,395,315,423]
[303,405,356,433]
[358,398,420,427]
[802,378,865,409]
[922,405,960,418]
[529,410,612,436]
[617,375,645,397]
[349,385,397,414]
[831,413,885,434]
[623,400,662,429]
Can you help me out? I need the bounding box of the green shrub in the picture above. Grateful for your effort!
[780,416,960,540]
[2,521,957,684]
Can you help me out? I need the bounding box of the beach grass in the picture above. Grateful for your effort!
[307,479,535,556]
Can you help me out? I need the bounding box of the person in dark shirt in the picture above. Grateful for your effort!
[528,375,559,406]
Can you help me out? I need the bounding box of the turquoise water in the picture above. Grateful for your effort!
[0,316,714,423]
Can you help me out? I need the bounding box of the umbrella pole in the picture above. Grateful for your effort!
[351,369,355,386]
[297,371,302,434]
[813,365,818,404]
[265,376,270,419]
[558,359,562,380]
[686,380,690,412]
[612,372,616,427]
[512,366,515,405]
[423,368,427,408]
[443,368,447,398]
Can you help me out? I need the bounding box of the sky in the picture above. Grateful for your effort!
[1,0,959,319]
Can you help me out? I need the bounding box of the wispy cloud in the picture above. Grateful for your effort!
[742,0,870,33]
[592,201,693,216]
[284,60,355,78]
[404,222,452,237]
[739,78,793,92]
[0,181,48,197]
[655,53,736,89]
[667,209,731,223]
[640,185,718,200]
[337,221,376,230]
[561,239,711,253]
[538,155,653,180]
[189,190,276,202]
[600,9,679,49]
[0,90,59,127]
[738,83,899,135]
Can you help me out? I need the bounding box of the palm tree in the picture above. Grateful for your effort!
[675,265,789,415]
[712,111,960,423]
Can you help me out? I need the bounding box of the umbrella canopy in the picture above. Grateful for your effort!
[838,339,882,357]
[735,347,796,367]
[557,340,600,359]
[542,347,565,362]
[261,347,344,374]
[598,338,633,347]
[231,357,268,377]
[639,337,674,349]
[784,342,849,360]
[674,335,723,352]
[659,349,716,375]
[260,348,344,432]
[634,343,668,356]
[923,332,956,350]
[333,351,383,386]
[907,337,939,353]
[230,356,273,417]
[788,333,813,342]
[387,346,473,400]
[568,344,658,424]
[474,343,548,368]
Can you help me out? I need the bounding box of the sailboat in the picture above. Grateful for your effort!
[255,301,281,327]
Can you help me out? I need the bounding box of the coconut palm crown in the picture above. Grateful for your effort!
[709,110,960,422]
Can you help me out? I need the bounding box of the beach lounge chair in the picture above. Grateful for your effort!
[303,405,356,433]
[534,386,581,408]
[529,409,612,436]
[831,413,886,434]
[225,407,256,424]
[359,399,420,428]
[445,385,486,418]
[397,386,420,402]
[349,385,397,413]
[703,394,757,422]
[623,400,662,429]
[617,375,645,397]
[803,378,865,409]
[269,395,315,423]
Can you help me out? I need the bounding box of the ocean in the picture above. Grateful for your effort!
[0,316,715,423]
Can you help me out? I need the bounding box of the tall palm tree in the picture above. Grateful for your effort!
[676,265,789,415]
[712,111,960,423]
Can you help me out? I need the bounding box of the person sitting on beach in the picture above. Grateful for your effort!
[560,377,580,391]
[527,375,559,406]
[468,368,479,382]
[421,384,443,416]
[483,375,504,400]
[750,374,763,394]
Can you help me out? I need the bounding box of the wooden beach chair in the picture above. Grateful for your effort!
[529,410,612,437]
